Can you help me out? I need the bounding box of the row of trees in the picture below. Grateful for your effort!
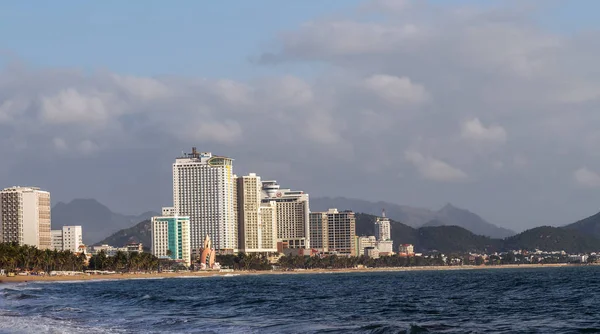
[87,250,160,272]
[0,243,87,272]
[0,243,163,273]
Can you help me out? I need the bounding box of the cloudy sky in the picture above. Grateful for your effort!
[2,0,600,232]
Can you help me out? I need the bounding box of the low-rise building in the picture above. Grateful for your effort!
[365,247,380,259]
[51,230,63,251]
[398,244,415,256]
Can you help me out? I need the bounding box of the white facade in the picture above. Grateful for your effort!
[358,236,377,256]
[173,148,237,251]
[151,215,191,266]
[374,216,391,241]
[0,186,51,249]
[51,230,63,250]
[377,240,394,254]
[261,181,310,249]
[61,226,83,253]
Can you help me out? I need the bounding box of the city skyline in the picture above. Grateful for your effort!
[4,1,600,233]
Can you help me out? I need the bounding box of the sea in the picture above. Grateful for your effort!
[1,266,599,333]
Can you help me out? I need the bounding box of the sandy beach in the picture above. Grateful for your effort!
[0,263,579,284]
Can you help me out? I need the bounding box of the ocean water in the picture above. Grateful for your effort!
[1,267,600,333]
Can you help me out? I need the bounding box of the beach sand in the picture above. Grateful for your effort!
[0,263,576,284]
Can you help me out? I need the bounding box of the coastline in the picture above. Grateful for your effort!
[0,263,583,284]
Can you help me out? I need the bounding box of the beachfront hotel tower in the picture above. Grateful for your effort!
[173,148,237,252]
[0,186,51,249]
[237,173,278,253]
[374,210,391,242]
[261,181,310,249]
[151,212,191,267]
[51,226,83,253]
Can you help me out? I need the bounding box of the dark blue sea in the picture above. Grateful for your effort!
[1,267,600,333]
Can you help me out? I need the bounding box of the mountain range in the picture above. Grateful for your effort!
[50,197,600,254]
[355,213,600,254]
[51,199,158,244]
[311,197,515,238]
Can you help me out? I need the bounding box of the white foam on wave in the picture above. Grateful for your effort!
[0,314,122,334]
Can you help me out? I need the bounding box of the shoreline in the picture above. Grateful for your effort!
[0,263,585,284]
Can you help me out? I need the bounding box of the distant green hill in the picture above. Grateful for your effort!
[504,226,600,253]
[356,214,501,253]
[357,213,600,253]
[95,219,152,248]
[563,211,600,239]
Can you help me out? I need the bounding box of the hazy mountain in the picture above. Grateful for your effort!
[51,199,158,245]
[312,197,514,238]
[563,211,600,239]
[356,213,600,253]
[355,214,501,254]
[424,204,515,238]
[311,197,436,227]
[96,220,152,249]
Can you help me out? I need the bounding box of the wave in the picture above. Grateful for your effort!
[0,314,117,334]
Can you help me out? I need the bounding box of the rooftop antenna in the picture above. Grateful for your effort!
[382,208,386,218]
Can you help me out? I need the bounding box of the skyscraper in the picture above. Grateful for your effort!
[173,148,237,252]
[0,186,51,249]
[237,173,277,253]
[261,181,310,249]
[374,211,391,241]
[374,211,393,254]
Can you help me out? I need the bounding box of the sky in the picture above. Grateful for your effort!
[2,0,600,232]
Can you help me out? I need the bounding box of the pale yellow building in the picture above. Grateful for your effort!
[237,173,277,253]
[0,186,51,249]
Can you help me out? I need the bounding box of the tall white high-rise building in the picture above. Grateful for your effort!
[173,148,237,252]
[237,173,277,253]
[261,181,310,249]
[61,226,83,253]
[374,211,391,241]
[0,186,51,249]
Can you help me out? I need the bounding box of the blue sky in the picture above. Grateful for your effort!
[0,0,362,79]
[2,1,598,80]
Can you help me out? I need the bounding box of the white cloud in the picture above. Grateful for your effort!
[77,140,99,155]
[111,74,171,100]
[573,167,600,188]
[52,137,68,151]
[405,150,468,182]
[364,74,428,105]
[177,120,243,145]
[461,118,507,144]
[40,88,113,125]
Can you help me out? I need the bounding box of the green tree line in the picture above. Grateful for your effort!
[0,242,161,273]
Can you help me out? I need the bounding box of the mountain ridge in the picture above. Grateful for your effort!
[51,199,158,245]
[312,197,515,238]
